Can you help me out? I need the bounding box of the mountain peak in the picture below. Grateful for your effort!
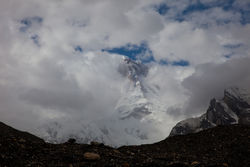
[118,56,148,83]
[170,87,250,136]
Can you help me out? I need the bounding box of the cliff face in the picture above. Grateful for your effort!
[1,121,250,167]
[170,87,250,136]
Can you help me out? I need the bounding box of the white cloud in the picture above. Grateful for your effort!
[0,0,250,145]
[149,21,226,64]
[182,56,250,116]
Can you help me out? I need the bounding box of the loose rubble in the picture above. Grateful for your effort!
[0,121,249,167]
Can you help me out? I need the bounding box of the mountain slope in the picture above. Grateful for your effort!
[38,57,168,146]
[1,121,250,167]
[0,122,44,143]
[170,87,250,136]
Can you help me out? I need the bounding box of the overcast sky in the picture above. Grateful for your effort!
[0,0,250,140]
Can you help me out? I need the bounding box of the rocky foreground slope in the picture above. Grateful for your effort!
[1,121,250,167]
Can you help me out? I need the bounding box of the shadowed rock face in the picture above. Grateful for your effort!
[206,99,237,125]
[171,115,214,136]
[1,121,250,167]
[170,87,250,136]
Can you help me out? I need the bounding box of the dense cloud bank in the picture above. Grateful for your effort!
[182,57,250,116]
[0,0,250,144]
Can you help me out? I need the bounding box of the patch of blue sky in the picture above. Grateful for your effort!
[102,42,155,63]
[189,0,250,24]
[240,9,250,25]
[172,60,190,67]
[212,0,250,25]
[153,0,250,24]
[31,34,40,46]
[158,59,190,67]
[156,0,249,25]
[200,0,235,10]
[154,3,169,15]
[224,53,234,59]
[173,16,185,22]
[74,46,83,53]
[182,0,236,14]
[19,16,43,32]
[159,59,168,65]
[214,0,250,25]
[223,43,242,49]
[103,42,190,66]
[182,1,209,15]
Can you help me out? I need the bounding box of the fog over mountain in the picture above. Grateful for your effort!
[0,0,250,145]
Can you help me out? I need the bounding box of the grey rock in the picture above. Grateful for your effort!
[170,87,250,136]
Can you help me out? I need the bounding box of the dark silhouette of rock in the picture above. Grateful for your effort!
[90,141,104,147]
[66,138,76,144]
[0,121,249,167]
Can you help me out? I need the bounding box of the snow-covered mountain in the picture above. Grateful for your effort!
[170,87,250,136]
[116,56,165,120]
[38,57,168,146]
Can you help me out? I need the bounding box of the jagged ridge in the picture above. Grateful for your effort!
[170,87,250,136]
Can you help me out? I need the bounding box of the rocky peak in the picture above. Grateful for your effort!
[170,87,250,136]
[118,56,148,83]
[206,98,238,125]
[116,57,152,120]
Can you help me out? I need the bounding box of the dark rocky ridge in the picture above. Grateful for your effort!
[1,121,250,167]
[170,87,250,136]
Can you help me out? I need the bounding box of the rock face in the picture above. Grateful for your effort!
[170,87,250,136]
